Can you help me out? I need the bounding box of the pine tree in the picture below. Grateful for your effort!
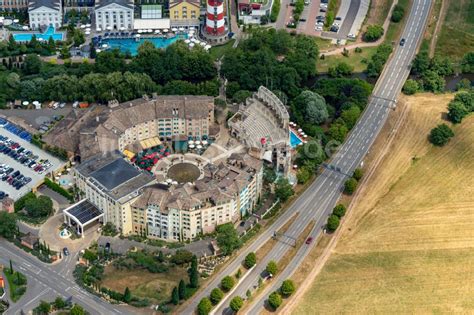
[9,259,13,274]
[171,286,179,305]
[178,280,186,300]
[123,287,131,303]
[189,255,199,288]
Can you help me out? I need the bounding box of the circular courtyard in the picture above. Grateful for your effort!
[167,163,201,183]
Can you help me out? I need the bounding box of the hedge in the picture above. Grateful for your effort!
[270,0,281,22]
[43,178,74,202]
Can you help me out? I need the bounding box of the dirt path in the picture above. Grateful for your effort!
[280,95,411,314]
[320,0,398,56]
[429,0,447,57]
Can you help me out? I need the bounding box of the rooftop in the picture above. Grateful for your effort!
[90,158,141,191]
[64,199,104,225]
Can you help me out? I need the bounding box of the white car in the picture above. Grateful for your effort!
[347,33,356,39]
[317,21,324,26]
[320,3,327,8]
[333,22,340,27]
[315,25,323,31]
[72,101,79,108]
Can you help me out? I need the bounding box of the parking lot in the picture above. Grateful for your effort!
[0,127,65,201]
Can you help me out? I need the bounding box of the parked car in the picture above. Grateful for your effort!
[306,237,313,244]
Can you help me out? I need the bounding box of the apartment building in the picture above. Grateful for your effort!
[28,0,62,29]
[169,0,200,28]
[94,0,133,30]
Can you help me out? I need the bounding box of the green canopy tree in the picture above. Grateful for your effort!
[229,296,244,312]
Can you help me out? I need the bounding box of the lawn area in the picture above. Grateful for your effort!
[383,0,411,44]
[4,269,27,302]
[435,0,474,60]
[419,0,442,55]
[101,265,188,304]
[292,93,474,313]
[318,46,378,73]
[209,39,236,60]
[314,37,336,53]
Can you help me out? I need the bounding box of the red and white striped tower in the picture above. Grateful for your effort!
[206,0,226,36]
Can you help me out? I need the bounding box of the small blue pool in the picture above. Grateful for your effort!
[290,130,303,148]
[100,34,187,56]
[13,25,64,42]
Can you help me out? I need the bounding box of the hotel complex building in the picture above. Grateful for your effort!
[94,0,134,30]
[131,153,262,241]
[28,0,62,30]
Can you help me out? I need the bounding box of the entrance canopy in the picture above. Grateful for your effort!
[63,199,104,237]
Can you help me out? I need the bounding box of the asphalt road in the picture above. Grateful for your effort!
[0,240,134,315]
[321,0,360,39]
[184,0,433,314]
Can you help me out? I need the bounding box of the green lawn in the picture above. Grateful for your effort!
[314,37,335,52]
[318,46,378,73]
[4,270,27,302]
[436,0,474,60]
[209,39,236,60]
[383,0,411,44]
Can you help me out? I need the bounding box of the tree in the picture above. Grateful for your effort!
[82,249,97,263]
[70,304,86,315]
[333,204,347,218]
[266,260,278,276]
[344,178,358,195]
[221,276,235,292]
[189,255,199,288]
[24,195,53,218]
[353,168,363,181]
[296,166,312,184]
[429,124,454,146]
[197,297,212,315]
[280,279,296,296]
[216,223,241,256]
[0,212,17,239]
[35,300,51,314]
[341,105,361,129]
[391,4,405,22]
[123,287,131,303]
[411,52,430,75]
[263,167,277,184]
[24,54,41,75]
[292,90,328,125]
[328,121,348,142]
[9,260,13,274]
[268,291,282,309]
[210,287,224,305]
[232,90,251,104]
[364,25,384,42]
[244,252,257,269]
[171,249,193,265]
[235,268,242,279]
[171,286,179,305]
[402,79,419,95]
[274,178,294,202]
[454,91,474,112]
[461,51,474,73]
[53,296,66,310]
[327,214,340,232]
[329,62,354,77]
[421,70,445,92]
[447,101,468,124]
[229,296,244,312]
[178,280,186,300]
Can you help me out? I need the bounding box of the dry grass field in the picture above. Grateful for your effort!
[292,93,474,314]
[101,265,187,304]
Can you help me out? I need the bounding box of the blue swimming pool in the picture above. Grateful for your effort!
[290,130,303,148]
[101,34,187,56]
[13,25,64,42]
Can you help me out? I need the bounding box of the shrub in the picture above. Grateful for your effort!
[333,204,347,218]
[344,178,358,195]
[327,214,340,232]
[197,297,212,315]
[391,4,405,22]
[429,124,454,146]
[353,168,363,181]
[280,279,296,296]
[210,288,224,305]
[229,296,244,312]
[447,101,468,124]
[402,79,420,95]
[244,252,256,269]
[266,260,278,276]
[268,291,282,309]
[221,276,235,292]
[453,91,474,111]
[364,25,384,42]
